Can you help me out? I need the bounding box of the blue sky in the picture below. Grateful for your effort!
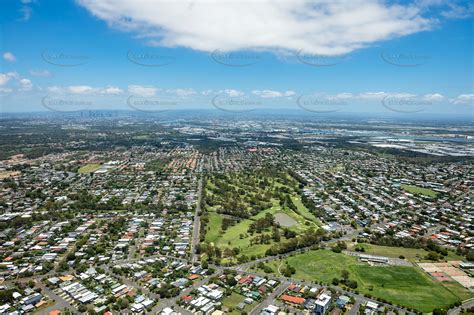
[0,0,473,115]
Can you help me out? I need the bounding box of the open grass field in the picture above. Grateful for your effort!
[264,249,472,312]
[401,184,438,198]
[346,242,464,262]
[352,265,463,312]
[78,163,101,173]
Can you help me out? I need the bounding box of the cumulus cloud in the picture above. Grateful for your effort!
[101,86,123,95]
[0,72,30,91]
[450,94,474,105]
[46,85,123,95]
[77,0,438,55]
[19,78,33,91]
[0,87,13,94]
[422,93,444,101]
[223,89,244,97]
[128,84,158,96]
[68,85,96,94]
[3,52,16,62]
[172,88,197,97]
[0,74,12,86]
[252,90,296,98]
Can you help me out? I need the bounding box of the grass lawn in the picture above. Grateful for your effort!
[401,184,438,198]
[78,163,100,173]
[267,249,358,283]
[347,243,464,262]
[352,265,462,312]
[264,249,471,312]
[204,212,223,244]
[291,195,321,224]
[222,292,253,314]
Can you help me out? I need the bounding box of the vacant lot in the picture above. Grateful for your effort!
[265,249,471,312]
[78,163,101,173]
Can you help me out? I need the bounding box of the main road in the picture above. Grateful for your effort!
[191,175,203,263]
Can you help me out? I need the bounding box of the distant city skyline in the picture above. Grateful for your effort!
[0,0,473,114]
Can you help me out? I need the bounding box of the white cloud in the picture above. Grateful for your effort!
[29,69,51,77]
[47,86,63,93]
[0,87,13,93]
[67,85,96,94]
[101,86,123,95]
[201,89,214,96]
[0,72,23,87]
[19,78,33,91]
[128,84,158,96]
[441,3,474,19]
[450,94,474,105]
[173,88,197,97]
[18,6,32,21]
[328,92,353,100]
[422,93,444,101]
[0,74,11,86]
[3,52,16,62]
[358,92,388,100]
[252,90,296,98]
[223,89,244,97]
[47,85,124,95]
[77,0,436,55]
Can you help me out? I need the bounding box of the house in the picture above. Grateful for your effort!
[365,301,379,315]
[21,293,42,306]
[336,295,350,308]
[260,305,279,315]
[315,293,331,315]
[131,303,144,313]
[281,294,305,305]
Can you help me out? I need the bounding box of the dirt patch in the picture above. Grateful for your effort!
[274,212,297,227]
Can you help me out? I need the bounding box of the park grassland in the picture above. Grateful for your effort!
[401,184,438,198]
[201,172,322,264]
[78,163,101,173]
[264,250,472,312]
[204,199,320,263]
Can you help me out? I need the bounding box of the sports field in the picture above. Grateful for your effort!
[401,184,438,198]
[346,243,464,262]
[78,163,101,173]
[265,249,472,312]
